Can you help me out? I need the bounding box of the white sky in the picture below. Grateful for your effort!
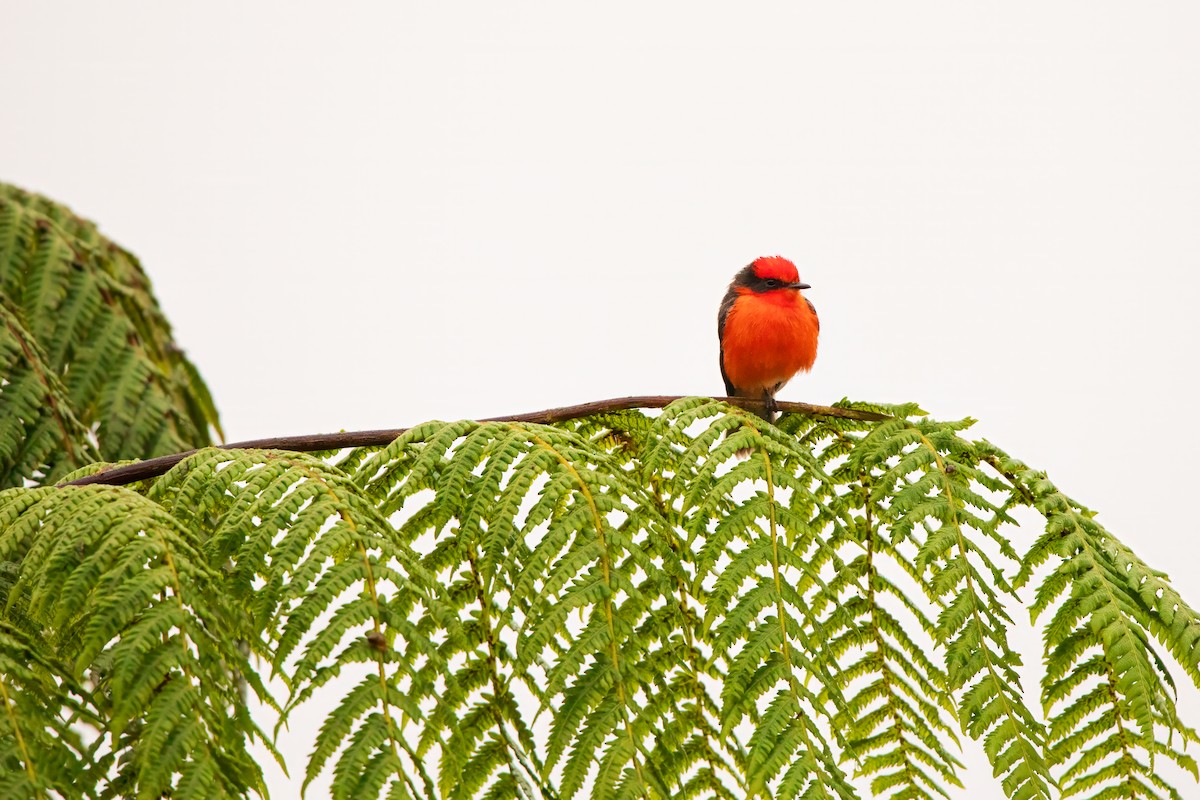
[5,3,1199,798]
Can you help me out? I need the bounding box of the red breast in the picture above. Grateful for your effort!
[721,288,818,394]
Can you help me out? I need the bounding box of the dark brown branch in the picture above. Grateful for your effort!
[60,395,889,488]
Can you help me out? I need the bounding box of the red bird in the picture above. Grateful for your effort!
[718,256,819,420]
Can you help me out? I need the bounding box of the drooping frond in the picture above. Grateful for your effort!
[0,183,219,488]
[989,446,1200,799]
[790,410,968,800]
[641,398,860,800]
[0,483,270,799]
[837,413,1051,800]
[0,621,103,799]
[147,446,446,800]
[355,420,694,800]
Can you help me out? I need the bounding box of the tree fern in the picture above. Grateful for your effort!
[0,183,219,488]
[801,412,966,800]
[5,399,1200,799]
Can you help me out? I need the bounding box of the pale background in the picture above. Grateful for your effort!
[4,2,1199,798]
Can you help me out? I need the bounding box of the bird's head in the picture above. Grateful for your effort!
[733,256,811,293]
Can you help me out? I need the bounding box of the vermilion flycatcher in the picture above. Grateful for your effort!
[718,256,819,420]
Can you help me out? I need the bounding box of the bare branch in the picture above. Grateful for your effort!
[60,395,889,488]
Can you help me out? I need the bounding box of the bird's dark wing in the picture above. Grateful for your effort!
[718,287,738,396]
[805,296,819,332]
[719,347,735,396]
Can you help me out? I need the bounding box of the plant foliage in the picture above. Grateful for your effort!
[0,182,219,488]
[2,403,1198,799]
[1,185,1197,800]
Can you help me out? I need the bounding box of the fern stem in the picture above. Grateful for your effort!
[918,433,1002,675]
[1102,658,1140,788]
[681,585,754,795]
[675,543,754,796]
[357,536,426,795]
[61,396,889,488]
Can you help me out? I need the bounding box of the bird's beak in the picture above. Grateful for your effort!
[791,282,811,291]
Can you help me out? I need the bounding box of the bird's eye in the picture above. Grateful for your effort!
[763,279,780,289]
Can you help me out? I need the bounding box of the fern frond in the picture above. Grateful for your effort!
[647,400,860,799]
[496,423,672,799]
[0,484,268,799]
[355,422,556,798]
[845,414,1053,800]
[989,448,1200,799]
[774,411,962,800]
[0,183,219,487]
[143,446,445,800]
[0,621,104,799]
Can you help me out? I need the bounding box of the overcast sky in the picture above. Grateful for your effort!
[5,3,1199,798]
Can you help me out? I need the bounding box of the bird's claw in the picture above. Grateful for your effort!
[763,393,779,421]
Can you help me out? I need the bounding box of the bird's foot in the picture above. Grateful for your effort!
[763,393,779,422]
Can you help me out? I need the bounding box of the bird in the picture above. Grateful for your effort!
[718,256,819,422]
